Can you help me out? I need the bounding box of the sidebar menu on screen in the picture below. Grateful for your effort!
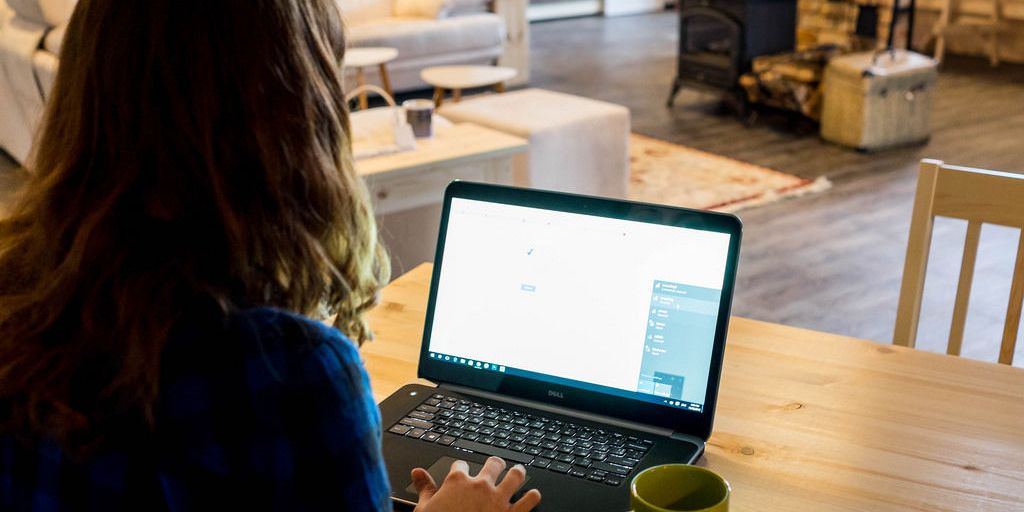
[635,280,722,411]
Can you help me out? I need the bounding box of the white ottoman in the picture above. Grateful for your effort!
[438,88,631,198]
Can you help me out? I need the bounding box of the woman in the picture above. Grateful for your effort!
[0,0,541,510]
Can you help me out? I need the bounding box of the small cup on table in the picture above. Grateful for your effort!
[402,99,434,139]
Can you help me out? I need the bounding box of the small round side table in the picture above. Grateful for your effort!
[345,47,399,109]
[420,65,518,107]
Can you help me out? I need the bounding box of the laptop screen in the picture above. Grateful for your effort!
[424,197,732,413]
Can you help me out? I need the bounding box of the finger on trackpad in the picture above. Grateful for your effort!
[405,455,532,494]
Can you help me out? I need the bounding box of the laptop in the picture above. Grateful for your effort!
[379,181,742,511]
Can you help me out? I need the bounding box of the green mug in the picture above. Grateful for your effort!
[630,464,730,512]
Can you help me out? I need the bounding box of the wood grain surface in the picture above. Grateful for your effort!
[364,264,1024,512]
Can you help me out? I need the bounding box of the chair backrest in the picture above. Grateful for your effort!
[895,159,1024,365]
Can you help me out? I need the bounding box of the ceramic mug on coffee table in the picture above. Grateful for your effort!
[630,465,730,512]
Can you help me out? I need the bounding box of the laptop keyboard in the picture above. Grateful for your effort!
[386,393,654,487]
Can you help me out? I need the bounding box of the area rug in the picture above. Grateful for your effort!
[629,134,830,212]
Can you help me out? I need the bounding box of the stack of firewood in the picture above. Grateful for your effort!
[739,47,844,120]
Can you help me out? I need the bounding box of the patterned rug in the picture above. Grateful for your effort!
[629,134,830,212]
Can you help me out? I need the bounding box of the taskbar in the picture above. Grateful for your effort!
[427,351,704,413]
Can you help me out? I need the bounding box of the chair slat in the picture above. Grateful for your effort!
[948,221,981,356]
[999,230,1024,365]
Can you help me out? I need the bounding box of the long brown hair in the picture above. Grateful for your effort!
[0,0,388,449]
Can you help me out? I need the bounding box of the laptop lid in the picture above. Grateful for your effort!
[416,182,741,440]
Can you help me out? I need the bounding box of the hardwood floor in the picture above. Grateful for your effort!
[1,12,1021,365]
[531,12,1024,365]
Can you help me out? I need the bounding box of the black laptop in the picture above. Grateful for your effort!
[379,182,742,511]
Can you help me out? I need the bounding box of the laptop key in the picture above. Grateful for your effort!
[569,467,588,478]
[388,424,412,435]
[422,432,441,443]
[532,457,552,469]
[405,428,427,439]
[510,443,527,452]
[416,405,440,414]
[437,435,457,446]
[604,477,622,487]
[424,398,441,406]
[494,439,511,448]
[452,439,535,465]
[463,432,480,441]
[479,436,495,445]
[591,461,630,476]
[399,417,433,430]
[607,455,639,468]
[556,454,575,464]
[587,472,605,482]
[549,462,572,474]
[524,447,542,456]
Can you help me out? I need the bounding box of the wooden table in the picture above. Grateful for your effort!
[363,264,1024,512]
[354,123,527,276]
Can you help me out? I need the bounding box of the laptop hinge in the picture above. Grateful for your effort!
[438,383,687,440]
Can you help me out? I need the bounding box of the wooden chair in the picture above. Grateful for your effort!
[931,0,1005,66]
[895,159,1024,365]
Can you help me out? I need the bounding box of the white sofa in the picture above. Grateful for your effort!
[0,0,67,164]
[342,0,509,93]
[0,0,520,165]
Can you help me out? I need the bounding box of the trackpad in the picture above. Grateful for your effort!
[404,456,532,495]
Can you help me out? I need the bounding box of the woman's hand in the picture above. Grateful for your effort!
[412,457,542,512]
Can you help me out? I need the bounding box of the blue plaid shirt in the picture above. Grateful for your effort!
[0,307,392,511]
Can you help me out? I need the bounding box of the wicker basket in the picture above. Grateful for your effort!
[820,50,938,151]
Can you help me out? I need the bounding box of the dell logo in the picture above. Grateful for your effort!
[548,390,564,399]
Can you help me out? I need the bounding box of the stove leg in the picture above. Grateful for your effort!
[667,78,683,107]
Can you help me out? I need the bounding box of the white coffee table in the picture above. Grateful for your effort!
[345,47,399,110]
[354,122,527,274]
[421,65,518,107]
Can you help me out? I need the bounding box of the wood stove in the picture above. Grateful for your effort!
[667,0,797,108]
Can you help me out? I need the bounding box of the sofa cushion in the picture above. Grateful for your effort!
[347,14,503,61]
[42,21,64,54]
[6,0,45,24]
[339,0,393,26]
[39,0,73,25]
[393,0,449,19]
[6,0,73,26]
[444,0,489,16]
